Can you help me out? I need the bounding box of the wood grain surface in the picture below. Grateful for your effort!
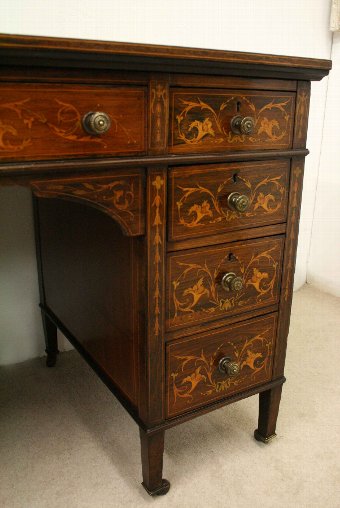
[0,84,146,160]
[36,198,140,406]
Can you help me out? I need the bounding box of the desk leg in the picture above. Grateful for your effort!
[254,385,282,443]
[33,197,59,368]
[42,312,59,367]
[139,428,170,496]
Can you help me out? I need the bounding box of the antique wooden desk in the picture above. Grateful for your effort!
[0,35,330,496]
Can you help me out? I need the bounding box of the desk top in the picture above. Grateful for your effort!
[0,33,332,80]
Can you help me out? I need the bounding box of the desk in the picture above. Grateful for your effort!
[0,34,331,496]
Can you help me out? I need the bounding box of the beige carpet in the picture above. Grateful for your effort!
[1,284,339,508]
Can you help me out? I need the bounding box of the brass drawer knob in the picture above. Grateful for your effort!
[227,192,250,212]
[82,111,111,135]
[230,115,255,135]
[221,272,243,292]
[218,357,240,377]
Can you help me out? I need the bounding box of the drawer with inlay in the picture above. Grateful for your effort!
[0,84,146,161]
[166,313,277,417]
[166,235,284,331]
[169,88,295,154]
[168,160,289,241]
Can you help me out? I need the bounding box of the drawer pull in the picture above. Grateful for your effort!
[218,357,240,377]
[82,111,111,135]
[221,272,243,292]
[230,115,255,135]
[227,192,250,212]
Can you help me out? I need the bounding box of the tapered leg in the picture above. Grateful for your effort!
[254,385,283,443]
[42,312,59,367]
[139,428,170,496]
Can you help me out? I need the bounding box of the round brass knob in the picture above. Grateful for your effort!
[218,357,240,377]
[231,115,255,135]
[227,192,250,213]
[82,111,111,135]
[221,272,243,292]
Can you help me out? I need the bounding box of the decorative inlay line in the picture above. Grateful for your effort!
[152,175,164,336]
[151,83,167,146]
[295,91,308,141]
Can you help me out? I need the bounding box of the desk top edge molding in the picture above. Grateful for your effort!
[0,33,331,81]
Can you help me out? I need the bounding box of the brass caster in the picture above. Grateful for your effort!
[254,429,277,443]
[142,479,171,496]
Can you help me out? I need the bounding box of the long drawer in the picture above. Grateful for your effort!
[0,84,146,160]
[166,235,284,331]
[166,313,277,417]
[168,160,289,241]
[169,88,295,153]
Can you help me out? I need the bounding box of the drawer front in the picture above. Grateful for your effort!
[166,236,283,330]
[169,160,289,241]
[166,313,277,417]
[0,84,146,161]
[169,88,295,153]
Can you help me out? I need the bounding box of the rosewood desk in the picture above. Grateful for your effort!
[0,35,331,495]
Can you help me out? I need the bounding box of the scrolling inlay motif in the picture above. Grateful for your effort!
[0,98,135,152]
[176,174,285,229]
[170,241,281,328]
[172,94,293,148]
[32,174,143,236]
[168,318,276,415]
[170,330,273,408]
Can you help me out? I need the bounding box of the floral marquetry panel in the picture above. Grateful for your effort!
[166,314,277,417]
[169,88,295,153]
[166,236,284,330]
[0,84,146,161]
[169,160,289,241]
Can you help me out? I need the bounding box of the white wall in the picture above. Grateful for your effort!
[0,187,44,363]
[0,0,333,364]
[307,32,340,296]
